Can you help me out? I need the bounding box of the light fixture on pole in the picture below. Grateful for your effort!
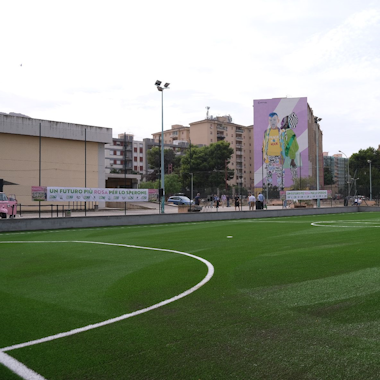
[339,150,350,196]
[314,117,322,208]
[368,160,372,201]
[155,80,170,214]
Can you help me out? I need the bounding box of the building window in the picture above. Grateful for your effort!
[140,166,143,171]
[134,157,137,162]
[134,147,137,152]
[139,148,143,153]
[134,166,137,171]
[140,157,143,162]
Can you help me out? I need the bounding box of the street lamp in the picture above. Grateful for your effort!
[368,160,372,201]
[314,117,322,208]
[339,150,350,197]
[155,80,170,214]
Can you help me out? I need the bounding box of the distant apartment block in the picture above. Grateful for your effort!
[152,116,253,188]
[323,152,348,192]
[104,133,140,188]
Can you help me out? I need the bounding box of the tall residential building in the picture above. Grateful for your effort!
[189,117,253,188]
[152,116,253,188]
[323,152,348,192]
[151,124,190,145]
[104,133,140,188]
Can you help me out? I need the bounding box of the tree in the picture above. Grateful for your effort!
[350,147,380,198]
[164,174,182,196]
[139,181,158,189]
[324,167,335,185]
[146,147,181,180]
[292,176,314,190]
[180,141,234,190]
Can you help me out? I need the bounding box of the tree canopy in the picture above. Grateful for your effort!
[146,147,181,180]
[180,141,234,189]
[349,147,380,198]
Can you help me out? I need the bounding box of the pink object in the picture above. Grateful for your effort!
[0,193,17,218]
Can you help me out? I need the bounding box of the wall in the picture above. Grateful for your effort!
[253,97,309,190]
[1,206,377,233]
[0,114,112,206]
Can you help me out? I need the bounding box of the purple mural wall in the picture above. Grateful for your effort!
[253,97,308,189]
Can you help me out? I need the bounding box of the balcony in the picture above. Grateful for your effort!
[235,136,243,141]
[236,128,244,133]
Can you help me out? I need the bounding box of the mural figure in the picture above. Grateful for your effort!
[262,112,284,188]
[280,112,300,183]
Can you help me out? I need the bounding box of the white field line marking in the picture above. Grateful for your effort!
[0,241,214,353]
[311,221,380,228]
[0,351,46,380]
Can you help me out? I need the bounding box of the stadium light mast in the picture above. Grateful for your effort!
[368,160,372,201]
[314,117,322,208]
[155,80,170,214]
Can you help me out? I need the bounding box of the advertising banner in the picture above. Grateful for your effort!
[148,189,158,201]
[286,190,327,200]
[46,187,148,202]
[32,186,47,201]
[253,97,308,189]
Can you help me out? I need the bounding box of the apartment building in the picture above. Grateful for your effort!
[323,152,348,192]
[151,124,190,145]
[152,117,253,188]
[104,133,140,188]
[189,116,253,188]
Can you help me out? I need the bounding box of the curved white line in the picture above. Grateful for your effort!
[311,221,380,228]
[0,241,214,353]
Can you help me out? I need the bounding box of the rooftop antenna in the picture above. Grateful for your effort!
[206,106,210,119]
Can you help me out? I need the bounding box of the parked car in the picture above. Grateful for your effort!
[0,192,17,218]
[167,196,194,205]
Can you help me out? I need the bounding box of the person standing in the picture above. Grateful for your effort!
[249,193,256,210]
[226,195,230,207]
[215,194,220,210]
[194,193,201,206]
[221,194,227,207]
[234,195,240,211]
[257,192,265,209]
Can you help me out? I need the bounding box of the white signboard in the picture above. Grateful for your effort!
[286,190,327,200]
[47,187,148,202]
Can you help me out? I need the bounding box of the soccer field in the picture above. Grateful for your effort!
[1,212,380,380]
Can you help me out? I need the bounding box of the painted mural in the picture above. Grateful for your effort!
[253,97,308,189]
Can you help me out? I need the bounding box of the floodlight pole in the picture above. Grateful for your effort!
[315,117,321,208]
[155,80,170,214]
[368,160,372,201]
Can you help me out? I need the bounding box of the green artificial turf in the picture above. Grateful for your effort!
[1,213,380,379]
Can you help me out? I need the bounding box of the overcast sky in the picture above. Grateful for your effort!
[1,0,379,157]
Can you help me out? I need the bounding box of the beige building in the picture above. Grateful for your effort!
[189,117,253,188]
[152,124,190,145]
[0,113,112,208]
[152,117,253,188]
